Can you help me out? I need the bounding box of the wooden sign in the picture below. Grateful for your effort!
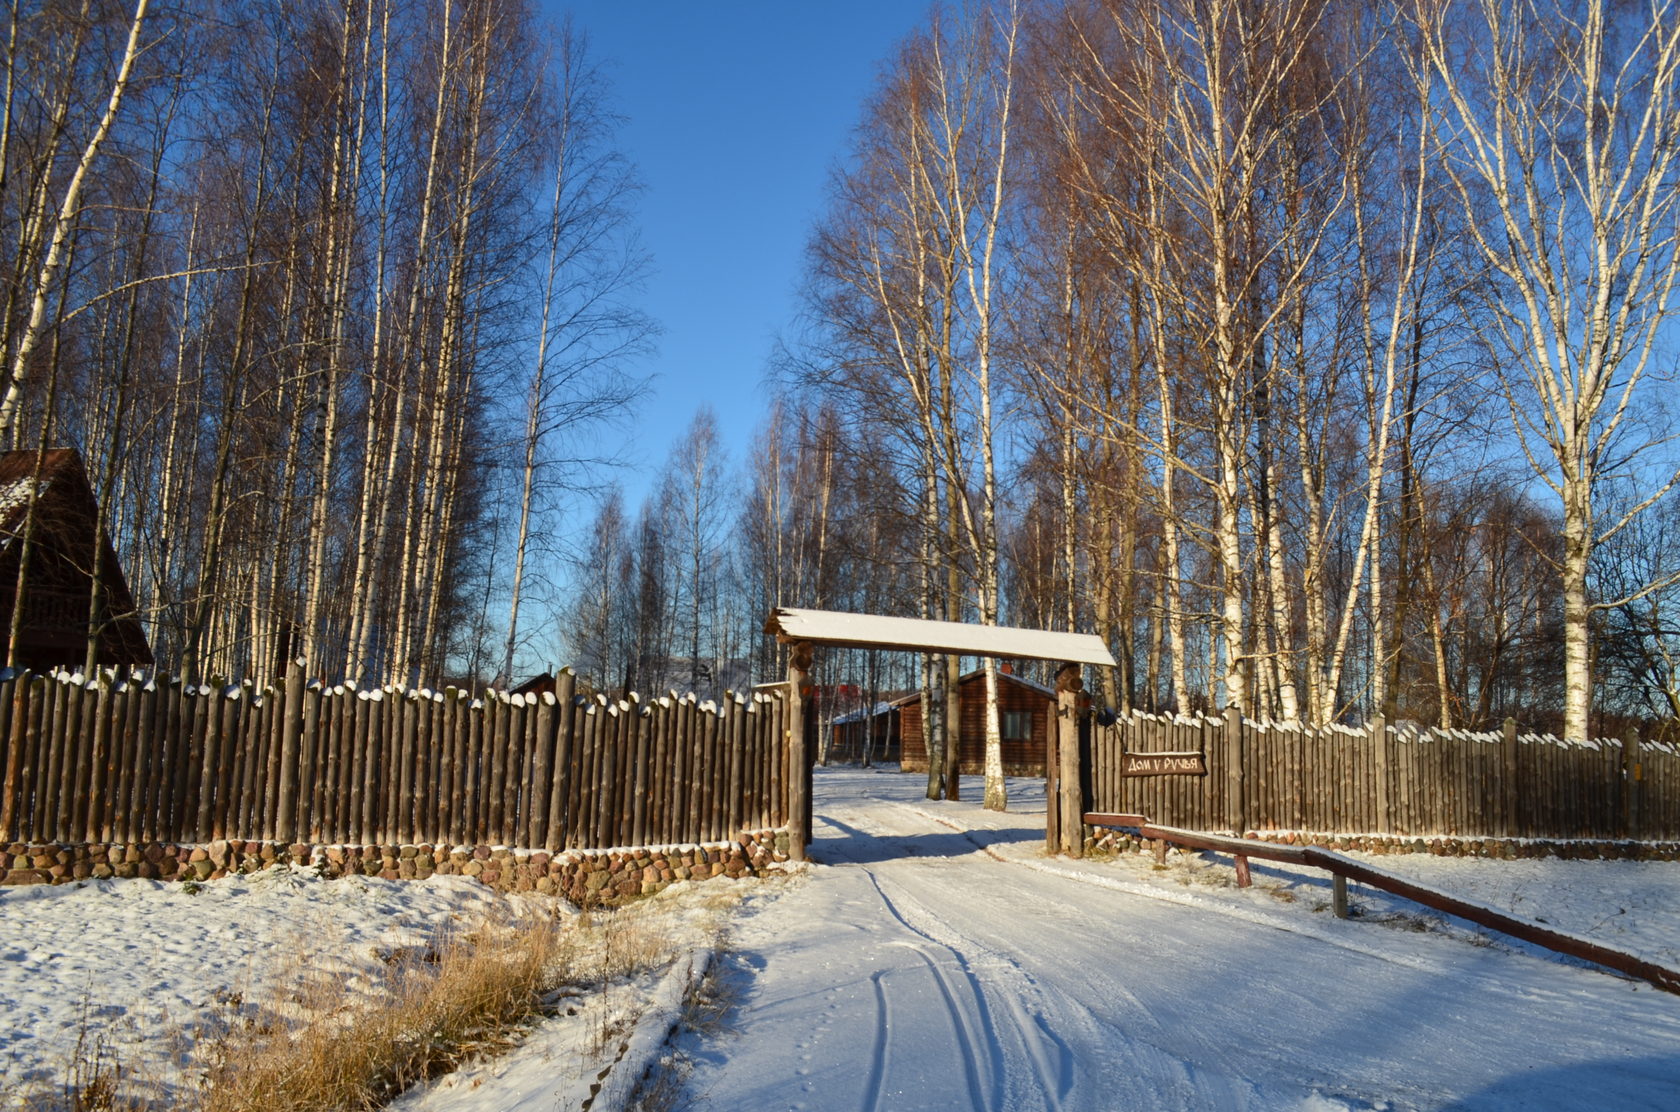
[1123,750,1207,777]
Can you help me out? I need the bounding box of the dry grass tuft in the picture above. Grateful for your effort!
[8,994,150,1112]
[15,883,747,1112]
[199,891,716,1112]
[199,907,566,1112]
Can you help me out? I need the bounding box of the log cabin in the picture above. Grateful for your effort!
[891,665,1056,777]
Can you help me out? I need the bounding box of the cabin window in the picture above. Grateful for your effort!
[1001,709,1031,741]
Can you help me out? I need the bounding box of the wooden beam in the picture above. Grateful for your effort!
[1083,811,1148,828]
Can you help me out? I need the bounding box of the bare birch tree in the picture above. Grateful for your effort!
[500,21,650,683]
[1418,0,1680,740]
[0,0,149,442]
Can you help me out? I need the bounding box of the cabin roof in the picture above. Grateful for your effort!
[763,607,1115,666]
[0,448,83,543]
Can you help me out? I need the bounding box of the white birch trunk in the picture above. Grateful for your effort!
[0,0,149,441]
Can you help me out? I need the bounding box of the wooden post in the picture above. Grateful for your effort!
[0,677,27,843]
[1234,854,1251,888]
[944,655,961,801]
[1333,874,1349,919]
[1056,663,1083,857]
[546,671,576,850]
[527,692,555,849]
[1225,705,1245,836]
[275,659,305,844]
[786,641,813,861]
[1371,714,1390,835]
[300,682,322,842]
[1622,727,1640,840]
[1045,691,1060,854]
[1502,717,1520,837]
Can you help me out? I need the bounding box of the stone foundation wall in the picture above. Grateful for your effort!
[0,828,794,905]
[1087,825,1680,861]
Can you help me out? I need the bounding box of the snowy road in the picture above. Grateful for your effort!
[675,767,1680,1111]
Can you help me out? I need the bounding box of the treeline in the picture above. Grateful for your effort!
[562,403,921,722]
[1,1,648,686]
[571,0,1680,759]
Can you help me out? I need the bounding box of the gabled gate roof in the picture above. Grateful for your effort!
[763,607,1115,667]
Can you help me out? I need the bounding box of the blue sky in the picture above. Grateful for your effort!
[542,2,933,506]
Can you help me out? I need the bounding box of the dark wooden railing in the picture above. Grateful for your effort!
[1087,812,1680,997]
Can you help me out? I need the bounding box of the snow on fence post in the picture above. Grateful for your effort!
[1225,705,1245,836]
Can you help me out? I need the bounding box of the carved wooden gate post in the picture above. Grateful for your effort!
[1056,663,1083,857]
[786,640,814,861]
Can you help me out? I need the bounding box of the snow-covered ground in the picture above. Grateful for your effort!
[673,767,1680,1112]
[0,860,755,1110]
[5,765,1680,1110]
[0,865,527,1105]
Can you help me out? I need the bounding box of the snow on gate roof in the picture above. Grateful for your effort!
[763,607,1116,667]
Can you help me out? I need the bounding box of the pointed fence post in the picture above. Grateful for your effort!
[1056,663,1083,857]
[1225,704,1245,836]
[1622,727,1640,840]
[1371,714,1390,835]
[275,659,305,844]
[1501,717,1520,837]
[786,641,813,862]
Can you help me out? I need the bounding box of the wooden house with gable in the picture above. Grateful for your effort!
[0,449,152,670]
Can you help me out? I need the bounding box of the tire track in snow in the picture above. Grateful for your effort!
[922,803,1633,1008]
[859,869,996,1111]
[824,798,1139,1108]
[818,790,1471,1107]
[861,970,890,1112]
[864,866,1076,1111]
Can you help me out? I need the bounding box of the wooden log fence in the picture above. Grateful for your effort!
[0,664,793,852]
[1089,710,1680,842]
